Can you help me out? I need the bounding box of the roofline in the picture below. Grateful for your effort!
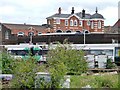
[2,23,42,27]
[112,19,120,27]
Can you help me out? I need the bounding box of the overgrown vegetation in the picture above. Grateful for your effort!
[1,52,16,74]
[106,58,117,69]
[47,41,88,75]
[70,74,119,88]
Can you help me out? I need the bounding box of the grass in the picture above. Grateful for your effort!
[2,72,120,88]
[70,73,119,88]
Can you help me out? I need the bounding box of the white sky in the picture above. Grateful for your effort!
[0,0,119,26]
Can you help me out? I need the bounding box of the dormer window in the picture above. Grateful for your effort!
[56,19,60,24]
[74,20,77,26]
[70,19,73,26]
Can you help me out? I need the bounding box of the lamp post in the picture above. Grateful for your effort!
[29,27,34,44]
[30,32,33,44]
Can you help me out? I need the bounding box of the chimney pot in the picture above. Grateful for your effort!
[58,7,61,14]
[71,7,74,14]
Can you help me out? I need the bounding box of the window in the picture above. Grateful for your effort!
[56,19,60,24]
[17,32,24,36]
[28,32,34,36]
[48,20,50,25]
[70,19,73,26]
[65,20,68,26]
[91,21,94,29]
[74,20,77,26]
[5,31,9,39]
[66,30,71,33]
[56,30,62,33]
[87,20,90,26]
[38,32,42,36]
[76,30,81,34]
[98,21,101,29]
[79,21,82,26]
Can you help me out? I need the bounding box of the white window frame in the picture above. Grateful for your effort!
[91,21,94,29]
[79,21,82,26]
[17,32,24,36]
[56,19,60,24]
[98,20,101,29]
[70,19,73,26]
[38,32,42,36]
[65,20,68,26]
[74,20,78,26]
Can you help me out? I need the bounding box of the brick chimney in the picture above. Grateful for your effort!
[58,7,61,14]
[82,9,85,18]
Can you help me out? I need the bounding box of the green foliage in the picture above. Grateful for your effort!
[45,41,88,88]
[70,74,119,88]
[0,52,16,74]
[106,58,116,69]
[10,56,41,88]
[47,41,88,75]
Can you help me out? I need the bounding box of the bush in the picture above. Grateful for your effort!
[1,52,16,74]
[10,56,41,88]
[106,58,116,69]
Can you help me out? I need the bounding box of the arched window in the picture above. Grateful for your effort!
[17,32,24,36]
[70,19,73,26]
[38,32,42,36]
[56,30,62,33]
[98,21,101,29]
[74,20,77,26]
[66,30,71,33]
[79,21,82,26]
[76,30,81,33]
[5,31,9,39]
[28,32,34,36]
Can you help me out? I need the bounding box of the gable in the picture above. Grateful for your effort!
[68,14,80,20]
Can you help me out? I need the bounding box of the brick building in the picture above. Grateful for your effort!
[3,23,52,36]
[46,7,104,33]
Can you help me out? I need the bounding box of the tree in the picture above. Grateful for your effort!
[45,41,88,88]
[10,57,42,88]
[47,41,88,75]
[1,52,16,74]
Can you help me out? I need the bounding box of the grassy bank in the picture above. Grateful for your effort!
[70,73,119,88]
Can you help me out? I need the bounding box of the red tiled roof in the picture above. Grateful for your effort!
[3,23,49,31]
[113,19,120,28]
